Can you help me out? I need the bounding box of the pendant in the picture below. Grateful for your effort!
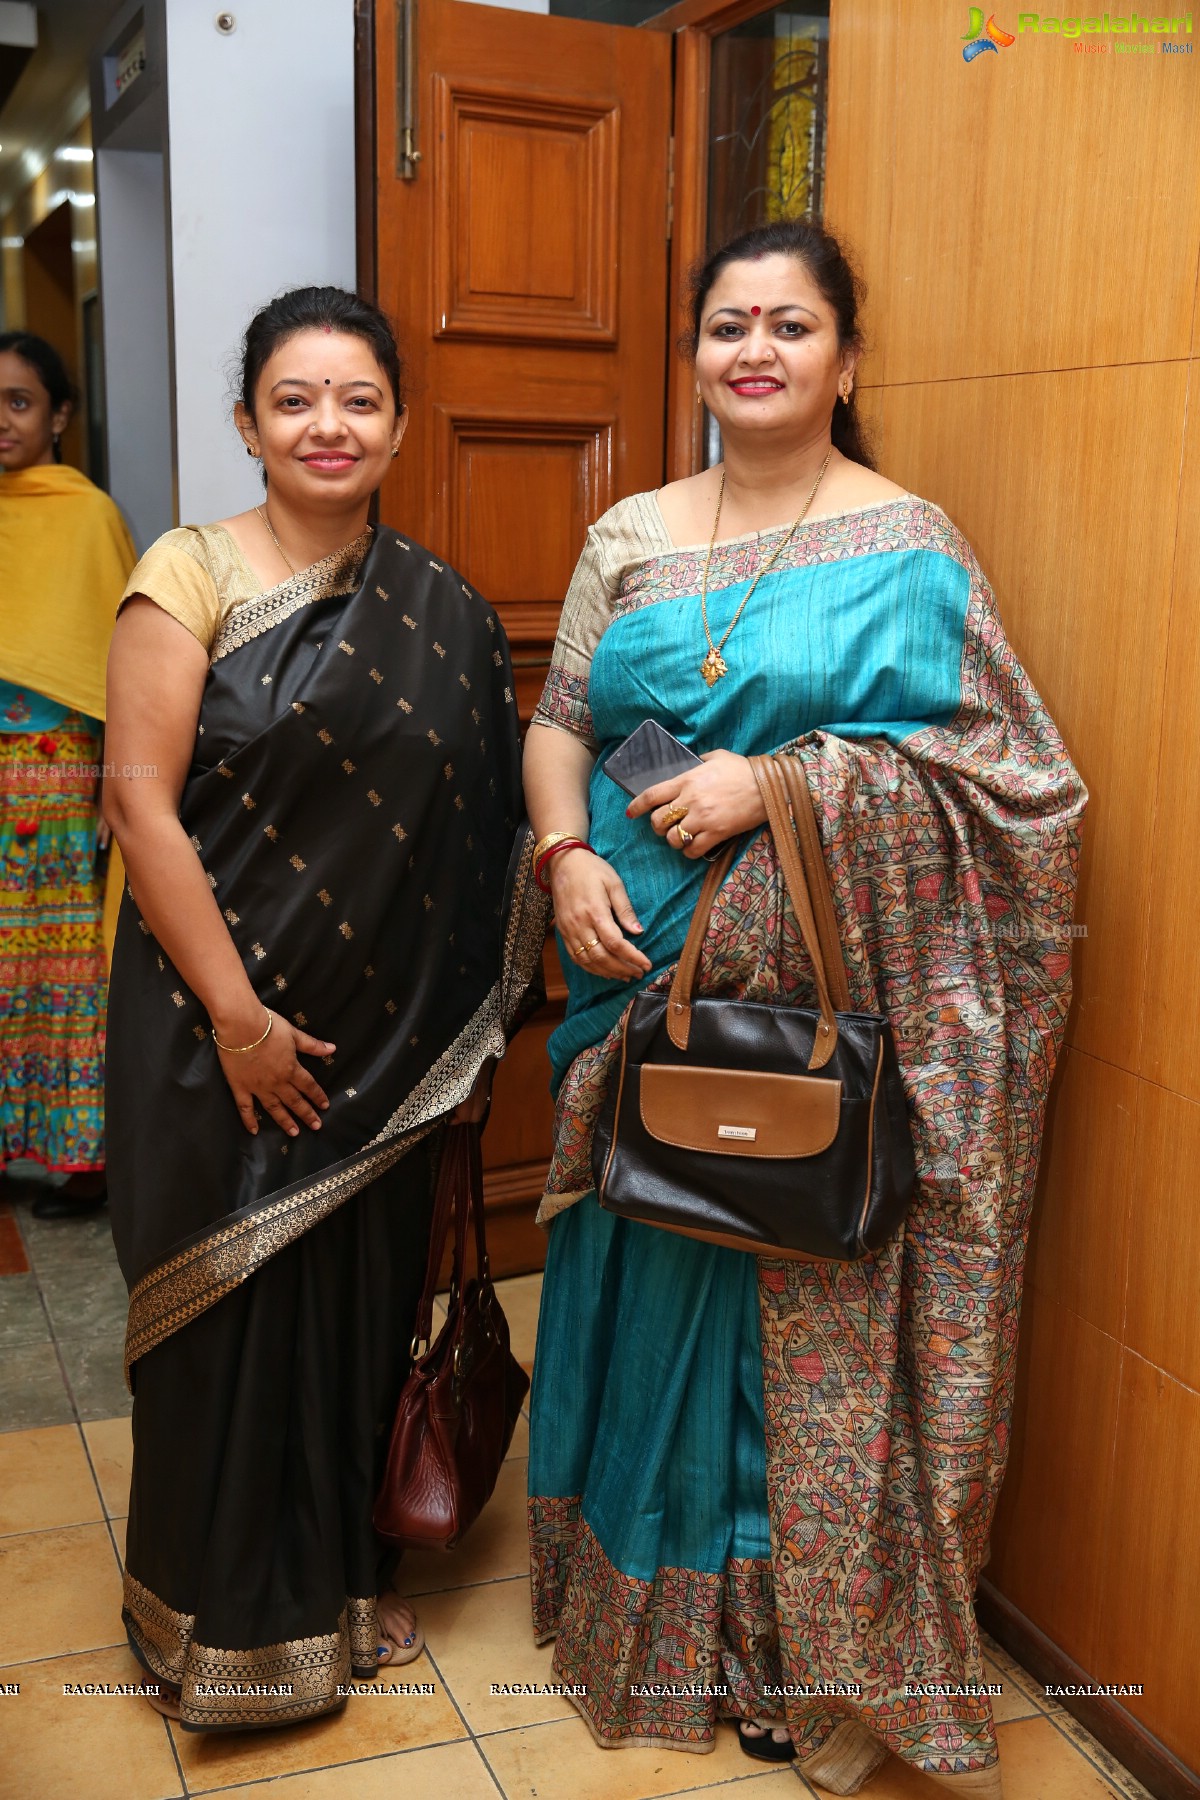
[700,646,728,687]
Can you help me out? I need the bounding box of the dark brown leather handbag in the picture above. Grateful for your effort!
[373,1124,529,1550]
[592,754,916,1261]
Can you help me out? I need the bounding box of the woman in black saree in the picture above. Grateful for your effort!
[103,288,541,1730]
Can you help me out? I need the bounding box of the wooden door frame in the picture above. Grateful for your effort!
[643,0,781,480]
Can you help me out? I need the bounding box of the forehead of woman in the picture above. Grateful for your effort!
[254,328,393,402]
[0,348,48,399]
[704,253,833,325]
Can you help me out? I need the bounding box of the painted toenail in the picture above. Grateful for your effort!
[377,1644,388,1656]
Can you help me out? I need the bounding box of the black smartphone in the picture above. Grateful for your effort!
[602,719,702,799]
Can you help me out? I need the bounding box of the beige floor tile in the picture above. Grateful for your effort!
[84,1416,134,1519]
[0,1424,103,1536]
[507,1410,529,1460]
[199,1739,500,1800]
[112,1515,128,1568]
[493,1272,543,1367]
[685,1776,798,1796]
[419,1573,573,1732]
[171,1648,466,1794]
[0,1643,182,1800]
[994,1714,1131,1798]
[1036,1712,1156,1800]
[0,1522,123,1665]
[984,1655,1042,1724]
[478,1713,774,1800]
[397,1457,530,1596]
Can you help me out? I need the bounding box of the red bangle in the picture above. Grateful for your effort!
[534,838,594,892]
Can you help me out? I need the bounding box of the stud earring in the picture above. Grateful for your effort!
[840,383,851,405]
[245,445,260,458]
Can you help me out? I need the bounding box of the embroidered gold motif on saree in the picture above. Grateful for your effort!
[251,942,266,959]
[392,824,407,840]
[342,759,356,774]
[171,992,185,1008]
[264,825,279,841]
[397,698,412,713]
[241,793,255,809]
[317,889,332,906]
[318,728,333,745]
[369,667,383,684]
[289,855,305,872]
[367,790,382,806]
[432,641,446,658]
[338,640,355,656]
[123,1571,194,1684]
[339,921,354,939]
[347,1596,379,1671]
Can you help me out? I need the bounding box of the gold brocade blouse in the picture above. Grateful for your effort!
[119,525,283,656]
[119,525,374,660]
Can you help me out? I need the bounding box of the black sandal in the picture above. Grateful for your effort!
[738,1719,796,1763]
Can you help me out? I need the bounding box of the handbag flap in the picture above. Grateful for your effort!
[639,1063,841,1159]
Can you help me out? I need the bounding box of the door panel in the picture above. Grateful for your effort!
[375,0,672,1276]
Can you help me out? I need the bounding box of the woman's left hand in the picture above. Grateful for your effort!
[626,749,766,858]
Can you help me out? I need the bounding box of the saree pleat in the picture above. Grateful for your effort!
[528,494,1084,1786]
[123,1139,436,1728]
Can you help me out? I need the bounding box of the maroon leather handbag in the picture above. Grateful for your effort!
[373,1124,529,1550]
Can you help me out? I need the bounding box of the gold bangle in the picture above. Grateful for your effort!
[533,830,580,864]
[212,1011,273,1054]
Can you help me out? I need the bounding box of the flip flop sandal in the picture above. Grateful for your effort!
[376,1618,425,1666]
[738,1719,797,1763]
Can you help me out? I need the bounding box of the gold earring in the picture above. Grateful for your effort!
[246,445,260,458]
[391,447,399,459]
[840,383,851,405]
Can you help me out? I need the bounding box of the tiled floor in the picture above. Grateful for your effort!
[0,1178,1155,1800]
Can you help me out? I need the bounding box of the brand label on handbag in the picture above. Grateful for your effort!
[717,1124,757,1141]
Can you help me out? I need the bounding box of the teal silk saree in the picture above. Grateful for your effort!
[526,491,1085,1791]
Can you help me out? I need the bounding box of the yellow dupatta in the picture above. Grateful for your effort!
[0,462,135,719]
[0,463,137,957]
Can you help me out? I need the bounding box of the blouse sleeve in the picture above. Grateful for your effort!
[118,529,223,653]
[530,493,669,752]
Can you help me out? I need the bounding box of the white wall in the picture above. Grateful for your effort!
[164,0,356,524]
[95,149,174,553]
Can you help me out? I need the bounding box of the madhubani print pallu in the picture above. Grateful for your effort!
[526,494,1085,1790]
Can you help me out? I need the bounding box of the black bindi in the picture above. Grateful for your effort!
[324,378,331,385]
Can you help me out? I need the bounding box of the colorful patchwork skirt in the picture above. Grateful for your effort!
[0,722,107,1171]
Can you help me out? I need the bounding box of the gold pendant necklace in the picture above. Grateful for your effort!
[698,448,833,686]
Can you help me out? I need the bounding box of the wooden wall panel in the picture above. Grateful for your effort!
[881,361,1186,1073]
[822,0,897,390]
[1140,358,1200,1100]
[1025,1048,1135,1339]
[881,4,1200,384]
[1123,1081,1200,1393]
[987,1291,1121,1671]
[1093,1351,1200,1769]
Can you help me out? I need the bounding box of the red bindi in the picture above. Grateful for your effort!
[750,306,761,316]
[322,323,332,334]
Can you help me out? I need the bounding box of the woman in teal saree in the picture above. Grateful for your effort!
[522,221,1085,1796]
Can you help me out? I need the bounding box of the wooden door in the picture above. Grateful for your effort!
[373,0,672,1275]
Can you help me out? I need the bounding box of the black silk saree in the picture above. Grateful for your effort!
[106,528,545,1729]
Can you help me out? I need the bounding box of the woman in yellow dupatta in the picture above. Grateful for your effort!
[0,331,135,1216]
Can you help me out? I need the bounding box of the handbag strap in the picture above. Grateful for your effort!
[774,755,852,1010]
[665,754,845,1071]
[411,1124,479,1356]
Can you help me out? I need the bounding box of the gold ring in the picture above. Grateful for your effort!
[661,803,689,828]
[576,937,600,958]
[676,825,694,847]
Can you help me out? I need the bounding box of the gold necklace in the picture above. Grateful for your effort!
[256,503,296,577]
[698,448,833,686]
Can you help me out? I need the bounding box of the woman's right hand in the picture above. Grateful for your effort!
[214,1009,337,1137]
[550,849,651,982]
